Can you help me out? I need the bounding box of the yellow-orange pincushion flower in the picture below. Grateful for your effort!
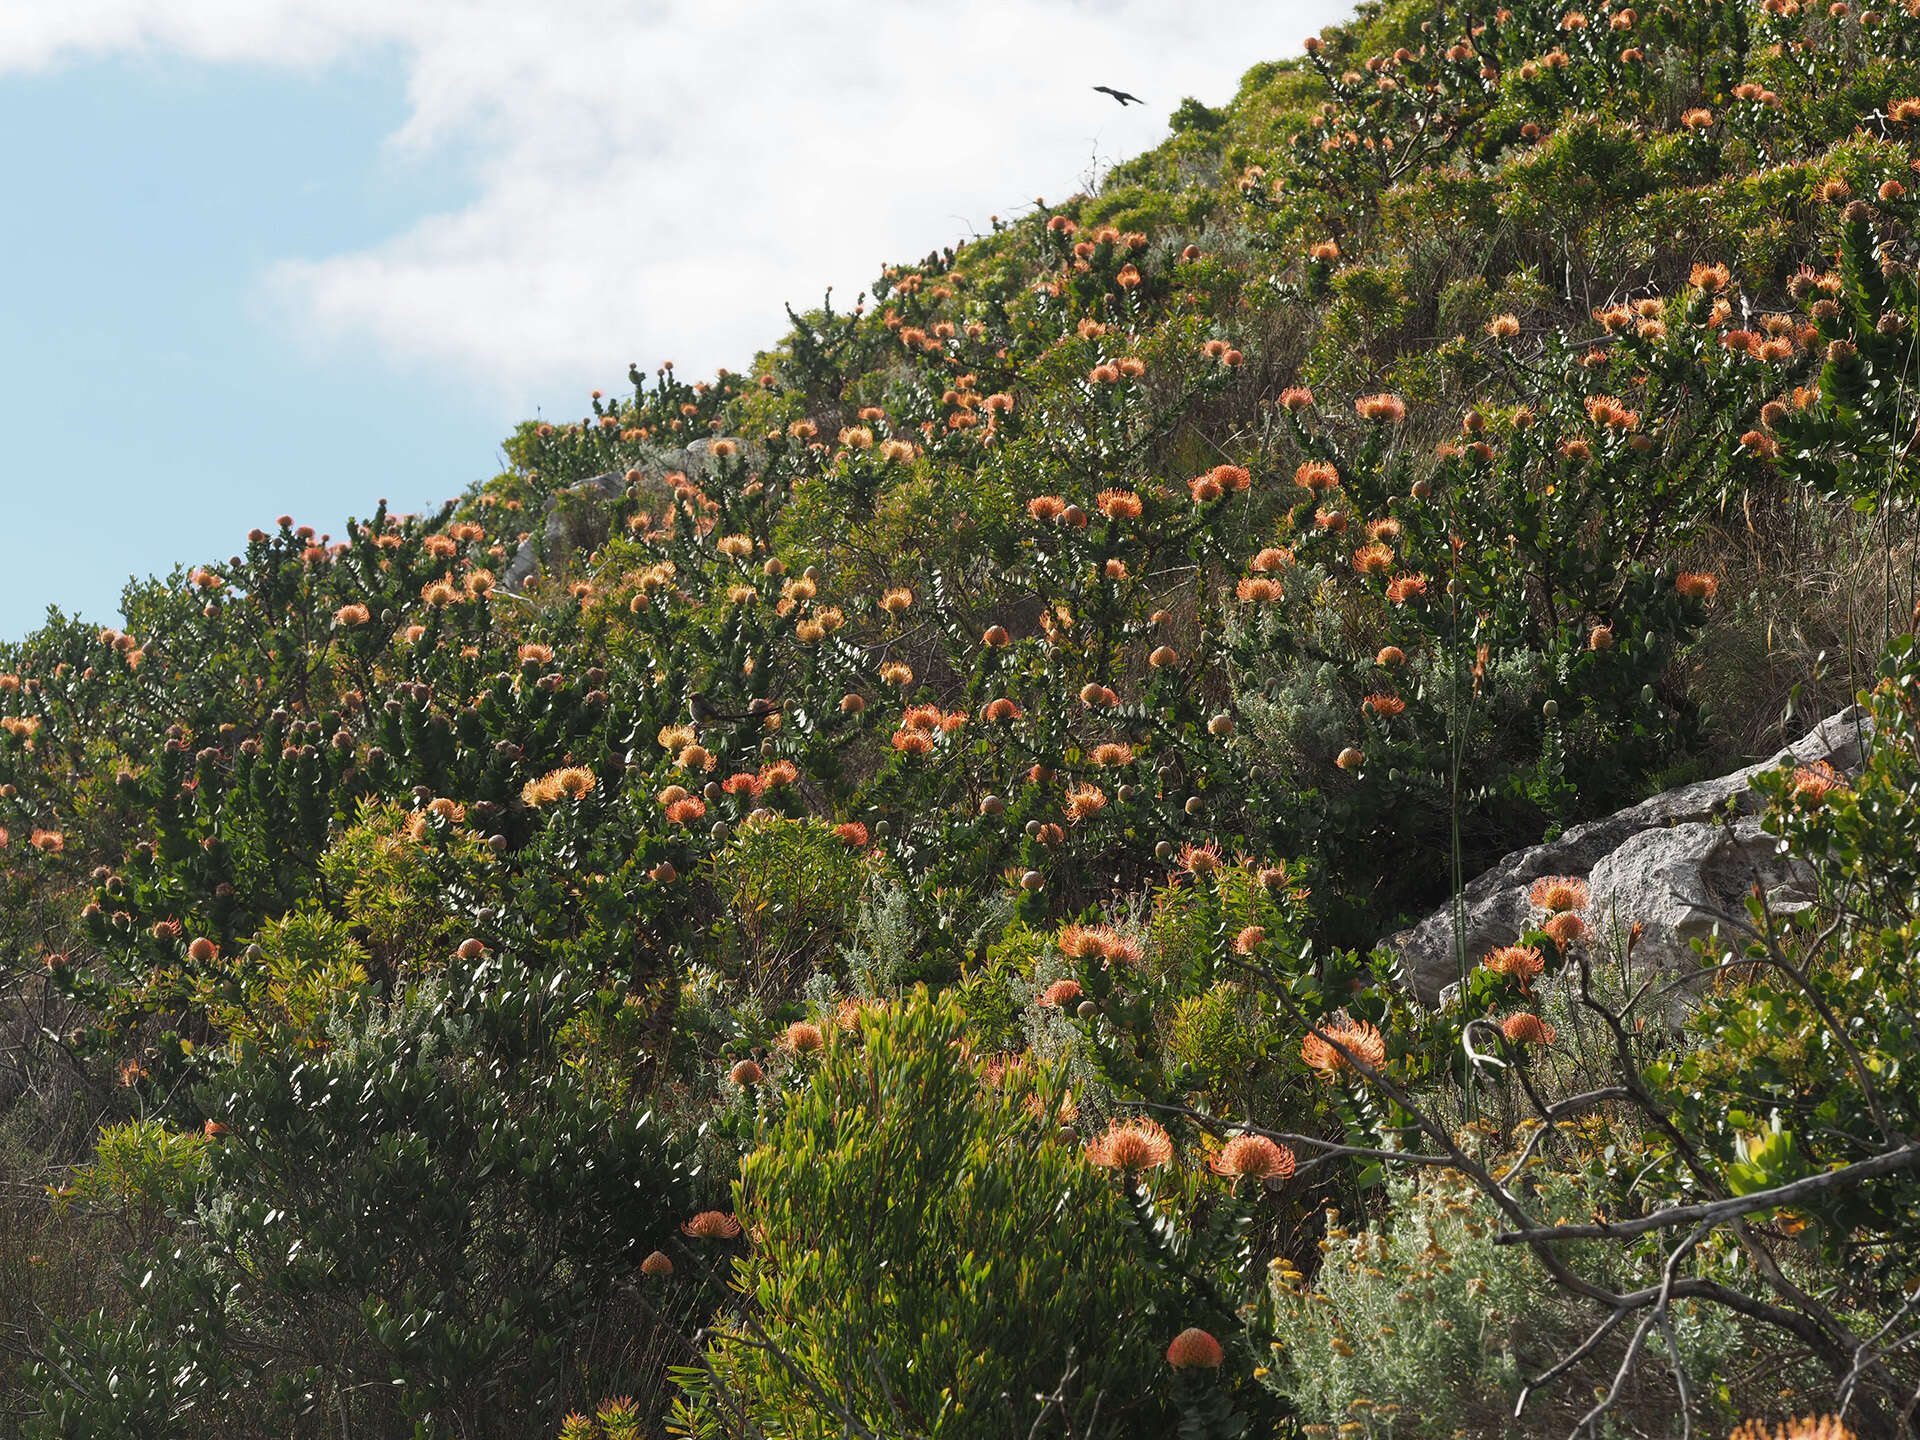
[1086,1117,1174,1171]
[1301,1017,1387,1076]
[1211,1134,1296,1180]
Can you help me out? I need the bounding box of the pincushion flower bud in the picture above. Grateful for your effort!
[1336,746,1364,771]
[1166,1328,1225,1368]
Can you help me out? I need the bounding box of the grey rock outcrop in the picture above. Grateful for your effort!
[501,438,748,594]
[1384,709,1870,1003]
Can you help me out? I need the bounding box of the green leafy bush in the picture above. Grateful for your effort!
[675,990,1201,1438]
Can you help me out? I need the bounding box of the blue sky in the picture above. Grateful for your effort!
[0,50,498,639]
[0,1,1339,643]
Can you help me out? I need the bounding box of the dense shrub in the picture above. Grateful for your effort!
[673,991,1217,1438]
[7,0,1920,1428]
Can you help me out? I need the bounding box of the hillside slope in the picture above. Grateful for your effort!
[4,0,1920,1435]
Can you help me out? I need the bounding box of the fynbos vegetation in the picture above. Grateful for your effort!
[5,0,1920,1435]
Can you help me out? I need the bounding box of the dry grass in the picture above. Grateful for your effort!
[1688,487,1920,763]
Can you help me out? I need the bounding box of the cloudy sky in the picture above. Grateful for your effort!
[0,1,1340,640]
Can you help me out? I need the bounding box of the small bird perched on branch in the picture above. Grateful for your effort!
[689,692,779,724]
[1093,85,1143,106]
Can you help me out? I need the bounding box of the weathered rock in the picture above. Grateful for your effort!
[502,471,623,592]
[1384,708,1869,1003]
[501,438,748,593]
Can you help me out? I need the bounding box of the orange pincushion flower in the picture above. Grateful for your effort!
[1377,645,1406,667]
[1385,575,1429,605]
[1487,313,1521,340]
[1483,944,1545,991]
[1236,576,1282,602]
[833,821,869,848]
[1057,924,1103,959]
[1528,875,1590,912]
[1212,464,1252,492]
[1177,842,1222,875]
[782,1021,825,1053]
[1089,926,1143,967]
[729,1059,765,1086]
[1364,692,1406,718]
[1675,571,1719,602]
[1233,926,1266,954]
[982,697,1022,723]
[1542,910,1586,949]
[1301,1017,1387,1075]
[1212,1135,1296,1180]
[665,797,706,825]
[640,1250,675,1276]
[891,730,935,756]
[1790,760,1844,804]
[680,1211,743,1239]
[1086,1117,1174,1171]
[1097,489,1143,521]
[1189,473,1224,503]
[334,603,371,627]
[1027,494,1067,522]
[1040,978,1084,1007]
[1079,683,1120,707]
[1355,392,1406,423]
[1166,1327,1225,1369]
[1502,1012,1557,1046]
[1251,546,1294,572]
[1090,742,1134,766]
[1294,460,1338,493]
[1065,783,1108,821]
[1352,542,1394,576]
[1279,385,1315,411]
[1589,623,1614,650]
[554,767,597,800]
[1728,1417,1854,1440]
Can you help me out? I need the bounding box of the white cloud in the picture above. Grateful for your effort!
[1,0,1343,409]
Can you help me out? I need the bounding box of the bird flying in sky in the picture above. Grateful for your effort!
[1093,85,1143,106]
